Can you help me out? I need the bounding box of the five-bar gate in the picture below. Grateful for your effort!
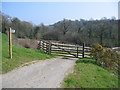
[37,40,91,58]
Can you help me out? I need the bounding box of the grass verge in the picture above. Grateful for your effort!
[63,58,119,88]
[1,34,54,74]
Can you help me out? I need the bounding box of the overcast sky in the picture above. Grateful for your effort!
[2,1,119,25]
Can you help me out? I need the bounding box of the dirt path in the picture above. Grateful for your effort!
[2,57,77,88]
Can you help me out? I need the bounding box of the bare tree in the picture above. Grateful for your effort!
[97,20,107,45]
[55,19,71,35]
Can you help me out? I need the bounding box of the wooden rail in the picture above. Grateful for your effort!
[37,40,91,58]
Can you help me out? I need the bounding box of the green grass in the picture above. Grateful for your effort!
[1,34,54,74]
[52,51,68,56]
[63,58,119,88]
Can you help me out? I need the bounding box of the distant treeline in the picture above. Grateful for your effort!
[1,12,119,47]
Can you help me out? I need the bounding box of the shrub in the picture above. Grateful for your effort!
[16,38,39,49]
[101,49,119,70]
[90,44,104,64]
[91,44,119,70]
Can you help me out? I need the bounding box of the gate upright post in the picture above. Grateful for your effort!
[77,46,78,58]
[48,41,51,55]
[82,43,85,58]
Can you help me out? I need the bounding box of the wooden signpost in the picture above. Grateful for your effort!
[9,27,15,59]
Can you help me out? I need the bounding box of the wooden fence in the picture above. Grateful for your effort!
[37,40,51,55]
[37,40,91,58]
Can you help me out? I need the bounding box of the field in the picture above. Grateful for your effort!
[1,34,54,74]
[63,58,119,88]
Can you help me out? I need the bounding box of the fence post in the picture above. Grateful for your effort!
[42,41,44,51]
[9,27,12,59]
[44,41,47,53]
[39,40,41,49]
[41,40,43,50]
[77,46,78,58]
[48,41,51,55]
[82,43,85,58]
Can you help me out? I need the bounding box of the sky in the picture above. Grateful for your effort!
[1,1,119,25]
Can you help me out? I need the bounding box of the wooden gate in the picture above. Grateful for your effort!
[37,40,91,58]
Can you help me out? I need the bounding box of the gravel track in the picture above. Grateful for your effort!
[2,57,77,88]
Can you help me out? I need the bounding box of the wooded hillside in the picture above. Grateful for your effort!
[1,12,119,47]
